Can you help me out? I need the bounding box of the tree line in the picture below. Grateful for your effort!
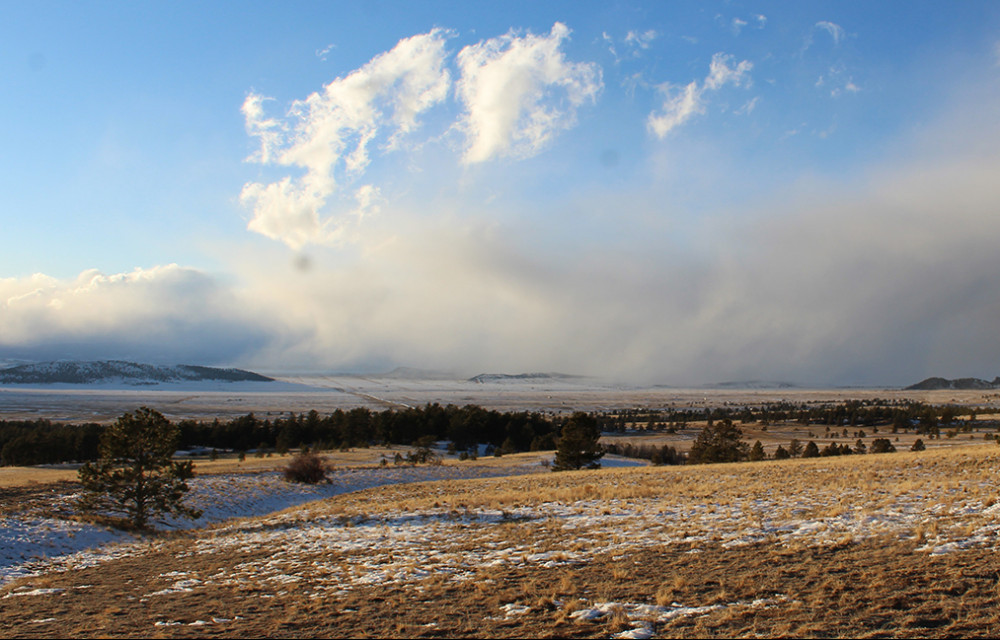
[0,404,561,466]
[593,400,994,437]
[2,399,995,467]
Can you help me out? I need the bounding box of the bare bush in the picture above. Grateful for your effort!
[283,450,329,483]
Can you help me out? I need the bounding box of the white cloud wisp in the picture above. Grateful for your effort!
[648,53,752,138]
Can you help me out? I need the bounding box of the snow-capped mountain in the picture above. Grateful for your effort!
[0,360,274,386]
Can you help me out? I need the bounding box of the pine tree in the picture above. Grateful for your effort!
[78,407,201,530]
[552,412,604,471]
[749,440,766,461]
[688,419,749,464]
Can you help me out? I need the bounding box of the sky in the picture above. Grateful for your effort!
[2,1,1000,386]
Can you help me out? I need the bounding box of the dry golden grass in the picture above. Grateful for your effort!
[296,443,999,523]
[0,466,78,487]
[4,443,1000,638]
[0,448,550,490]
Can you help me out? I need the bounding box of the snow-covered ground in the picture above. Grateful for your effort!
[5,450,1000,636]
[6,455,1000,594]
[0,460,557,585]
[3,453,998,636]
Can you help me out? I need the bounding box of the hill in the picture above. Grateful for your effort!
[0,360,274,386]
[904,376,1000,390]
[468,372,582,383]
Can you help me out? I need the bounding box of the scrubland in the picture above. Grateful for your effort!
[3,444,1000,638]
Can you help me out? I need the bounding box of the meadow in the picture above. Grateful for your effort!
[2,442,999,638]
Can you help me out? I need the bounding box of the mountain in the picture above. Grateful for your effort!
[703,380,798,390]
[904,376,1000,390]
[468,372,581,383]
[0,360,274,386]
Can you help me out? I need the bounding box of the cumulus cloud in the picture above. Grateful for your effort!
[241,24,602,248]
[0,266,277,364]
[11,80,1000,385]
[455,22,602,164]
[240,29,451,249]
[648,53,752,138]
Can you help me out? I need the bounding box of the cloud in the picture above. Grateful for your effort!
[0,266,276,365]
[648,53,752,138]
[729,15,765,35]
[601,31,619,61]
[817,64,861,97]
[12,79,1000,386]
[315,44,335,61]
[624,29,657,51]
[241,24,602,248]
[455,22,602,164]
[815,21,846,45]
[240,29,452,249]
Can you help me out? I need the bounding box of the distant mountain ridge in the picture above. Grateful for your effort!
[0,360,274,385]
[468,372,581,384]
[905,376,1000,390]
[704,380,798,390]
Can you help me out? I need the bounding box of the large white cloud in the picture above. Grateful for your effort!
[240,29,452,249]
[454,22,603,163]
[241,24,602,249]
[648,53,752,138]
[0,265,277,364]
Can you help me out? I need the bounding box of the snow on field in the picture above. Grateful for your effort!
[16,469,992,604]
[4,451,1000,628]
[0,460,551,586]
[566,596,788,638]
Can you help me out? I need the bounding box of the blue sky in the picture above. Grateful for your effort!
[3,1,1000,385]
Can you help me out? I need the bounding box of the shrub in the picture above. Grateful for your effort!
[283,451,329,483]
[869,438,896,453]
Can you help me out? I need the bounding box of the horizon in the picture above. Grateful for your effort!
[4,2,1000,387]
[0,357,992,390]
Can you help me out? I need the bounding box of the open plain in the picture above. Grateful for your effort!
[3,374,1000,421]
[2,381,1000,638]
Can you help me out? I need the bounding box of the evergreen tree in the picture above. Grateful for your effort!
[78,407,201,530]
[749,440,766,461]
[552,412,604,471]
[688,419,749,464]
[787,438,803,458]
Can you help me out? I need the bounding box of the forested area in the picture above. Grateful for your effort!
[0,404,557,466]
[591,399,990,436]
[0,400,995,466]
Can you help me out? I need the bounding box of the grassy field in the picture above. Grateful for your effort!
[3,444,999,638]
[602,418,999,457]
